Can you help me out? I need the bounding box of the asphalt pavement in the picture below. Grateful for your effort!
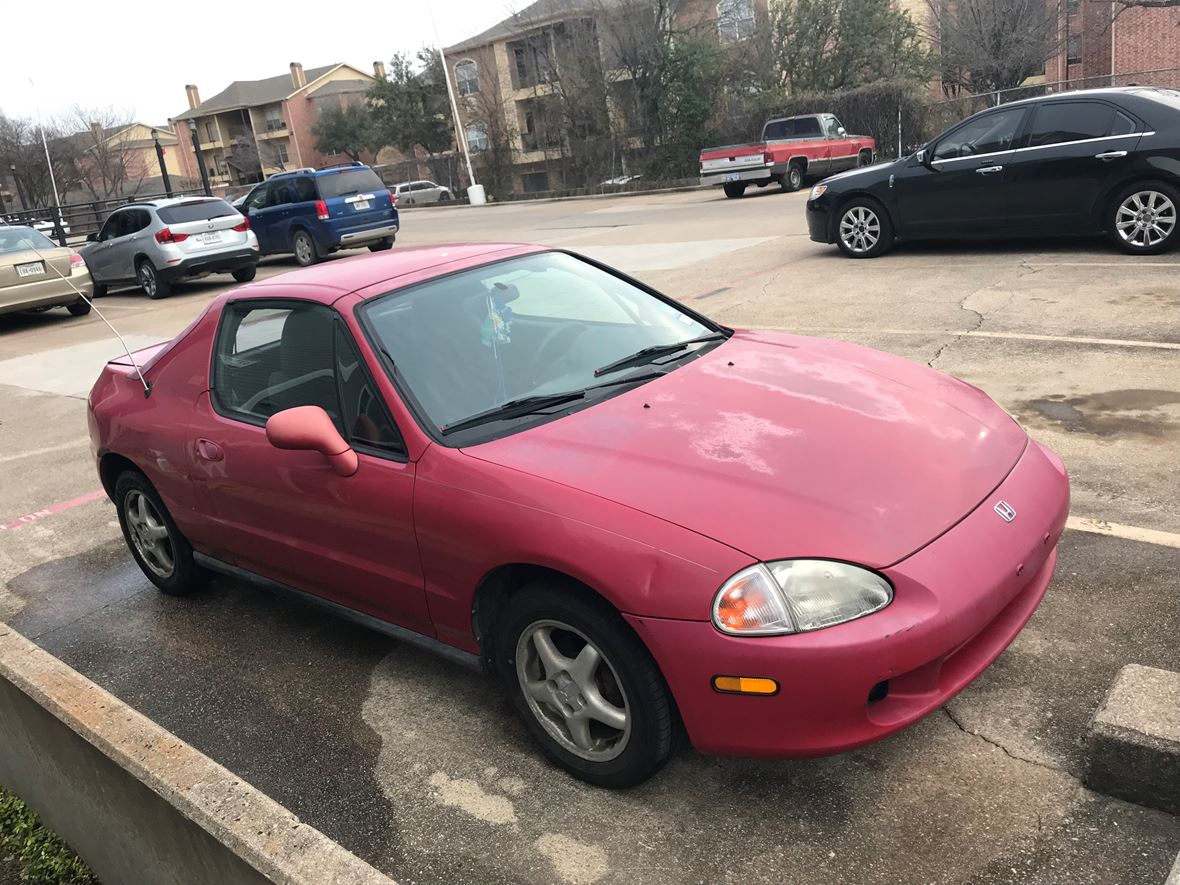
[1,187,1178,884]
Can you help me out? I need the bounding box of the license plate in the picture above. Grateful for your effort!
[725,172,740,182]
[200,231,223,245]
[16,262,44,278]
[354,200,371,211]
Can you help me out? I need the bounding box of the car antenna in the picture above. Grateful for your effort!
[24,242,152,397]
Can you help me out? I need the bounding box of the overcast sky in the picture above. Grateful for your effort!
[0,0,520,127]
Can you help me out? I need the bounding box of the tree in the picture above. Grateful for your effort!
[0,112,80,208]
[928,0,1063,94]
[67,107,149,200]
[312,102,381,162]
[368,49,455,182]
[773,0,933,93]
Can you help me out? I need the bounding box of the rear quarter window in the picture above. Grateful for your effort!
[316,169,384,199]
[158,199,235,224]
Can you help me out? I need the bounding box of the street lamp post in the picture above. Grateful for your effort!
[10,164,28,211]
[187,120,212,196]
[152,129,174,197]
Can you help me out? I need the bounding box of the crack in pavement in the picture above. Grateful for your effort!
[942,705,1069,776]
[926,261,1040,368]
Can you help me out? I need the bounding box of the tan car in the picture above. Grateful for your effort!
[0,226,93,318]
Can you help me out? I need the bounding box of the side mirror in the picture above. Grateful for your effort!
[265,406,358,477]
[916,148,933,167]
[837,127,847,138]
[86,232,98,242]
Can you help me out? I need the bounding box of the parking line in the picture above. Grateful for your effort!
[1067,517,1180,549]
[771,327,1180,351]
[0,439,90,464]
[0,490,107,533]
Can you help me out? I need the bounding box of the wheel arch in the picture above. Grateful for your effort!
[1093,172,1180,231]
[98,451,144,499]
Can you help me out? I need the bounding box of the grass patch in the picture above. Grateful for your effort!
[0,786,96,884]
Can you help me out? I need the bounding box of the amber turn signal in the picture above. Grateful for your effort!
[712,675,779,696]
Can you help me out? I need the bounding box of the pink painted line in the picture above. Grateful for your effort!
[0,490,108,532]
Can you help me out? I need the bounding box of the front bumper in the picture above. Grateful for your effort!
[806,196,833,243]
[626,440,1070,758]
[161,248,257,281]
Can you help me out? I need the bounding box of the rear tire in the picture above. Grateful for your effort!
[1108,180,1180,255]
[722,182,746,199]
[66,298,92,317]
[835,196,893,259]
[231,265,257,283]
[495,583,675,788]
[784,163,805,192]
[368,238,394,252]
[114,469,206,596]
[858,150,873,168]
[291,229,320,267]
[136,260,170,299]
[439,191,452,202]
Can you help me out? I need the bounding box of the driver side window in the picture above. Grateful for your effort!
[933,108,1025,161]
[100,212,125,241]
[243,186,269,211]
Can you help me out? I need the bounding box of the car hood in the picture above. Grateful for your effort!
[463,331,1027,568]
[820,157,902,189]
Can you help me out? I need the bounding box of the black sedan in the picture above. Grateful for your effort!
[807,87,1180,258]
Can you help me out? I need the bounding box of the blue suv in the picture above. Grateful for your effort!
[238,163,399,267]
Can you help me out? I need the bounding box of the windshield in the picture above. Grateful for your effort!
[157,199,235,224]
[0,227,56,253]
[317,168,384,199]
[361,251,719,437]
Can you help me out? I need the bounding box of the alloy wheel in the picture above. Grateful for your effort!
[138,264,157,297]
[515,619,631,762]
[124,489,174,579]
[294,234,314,265]
[839,205,881,254]
[1116,190,1176,249]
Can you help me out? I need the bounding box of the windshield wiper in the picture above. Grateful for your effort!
[440,391,586,436]
[593,332,727,378]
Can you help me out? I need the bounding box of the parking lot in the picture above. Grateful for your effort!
[2,188,1179,884]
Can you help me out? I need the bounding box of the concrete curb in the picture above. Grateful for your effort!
[1086,663,1180,816]
[399,182,711,211]
[1167,848,1180,885]
[0,622,394,885]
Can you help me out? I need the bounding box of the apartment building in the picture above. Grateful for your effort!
[443,0,765,195]
[169,62,382,188]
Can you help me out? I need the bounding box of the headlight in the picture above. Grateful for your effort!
[712,560,892,635]
[809,184,828,201]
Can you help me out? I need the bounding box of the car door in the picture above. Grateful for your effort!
[240,184,273,252]
[1003,101,1143,234]
[257,180,295,253]
[824,116,854,171]
[895,106,1029,238]
[192,298,430,634]
[86,212,126,281]
[111,209,152,280]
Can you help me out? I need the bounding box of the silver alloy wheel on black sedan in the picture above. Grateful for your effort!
[840,205,881,254]
[124,488,175,579]
[515,619,631,762]
[1115,189,1177,250]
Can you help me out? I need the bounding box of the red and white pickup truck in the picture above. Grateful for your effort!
[700,113,876,198]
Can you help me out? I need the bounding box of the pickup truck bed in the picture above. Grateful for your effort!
[700,113,875,198]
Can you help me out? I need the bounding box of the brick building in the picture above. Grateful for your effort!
[1043,0,1180,87]
[168,62,384,188]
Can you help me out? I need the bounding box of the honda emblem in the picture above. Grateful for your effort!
[994,501,1016,523]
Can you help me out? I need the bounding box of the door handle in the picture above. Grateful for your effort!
[1095,150,1128,160]
[976,165,1004,175]
[196,439,224,462]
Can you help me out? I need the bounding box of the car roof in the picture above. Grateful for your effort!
[995,85,1178,110]
[228,243,547,304]
[119,196,227,211]
[270,163,370,180]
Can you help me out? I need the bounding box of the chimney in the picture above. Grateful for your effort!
[373,60,386,80]
[290,62,306,89]
[89,121,104,142]
[185,84,200,110]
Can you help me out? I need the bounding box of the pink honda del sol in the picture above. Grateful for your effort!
[88,244,1069,788]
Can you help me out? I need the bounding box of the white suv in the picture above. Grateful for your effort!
[79,197,259,299]
[393,180,453,205]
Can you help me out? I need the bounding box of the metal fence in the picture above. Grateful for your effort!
[905,67,1180,154]
[1,190,208,248]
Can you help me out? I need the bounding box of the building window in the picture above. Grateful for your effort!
[717,0,755,43]
[274,143,289,164]
[204,121,217,143]
[466,123,489,152]
[1067,0,1079,15]
[265,107,285,132]
[521,171,550,193]
[455,60,479,96]
[1067,35,1081,64]
[511,34,554,89]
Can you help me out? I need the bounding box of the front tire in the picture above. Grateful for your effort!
[722,182,746,199]
[835,197,893,258]
[495,584,675,788]
[291,229,320,267]
[66,298,92,316]
[231,265,257,282]
[1109,181,1180,255]
[784,163,805,192]
[137,260,170,299]
[114,470,206,596]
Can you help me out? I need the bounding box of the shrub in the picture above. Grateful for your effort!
[0,787,97,885]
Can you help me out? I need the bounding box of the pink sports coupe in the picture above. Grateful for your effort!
[88,244,1069,787]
